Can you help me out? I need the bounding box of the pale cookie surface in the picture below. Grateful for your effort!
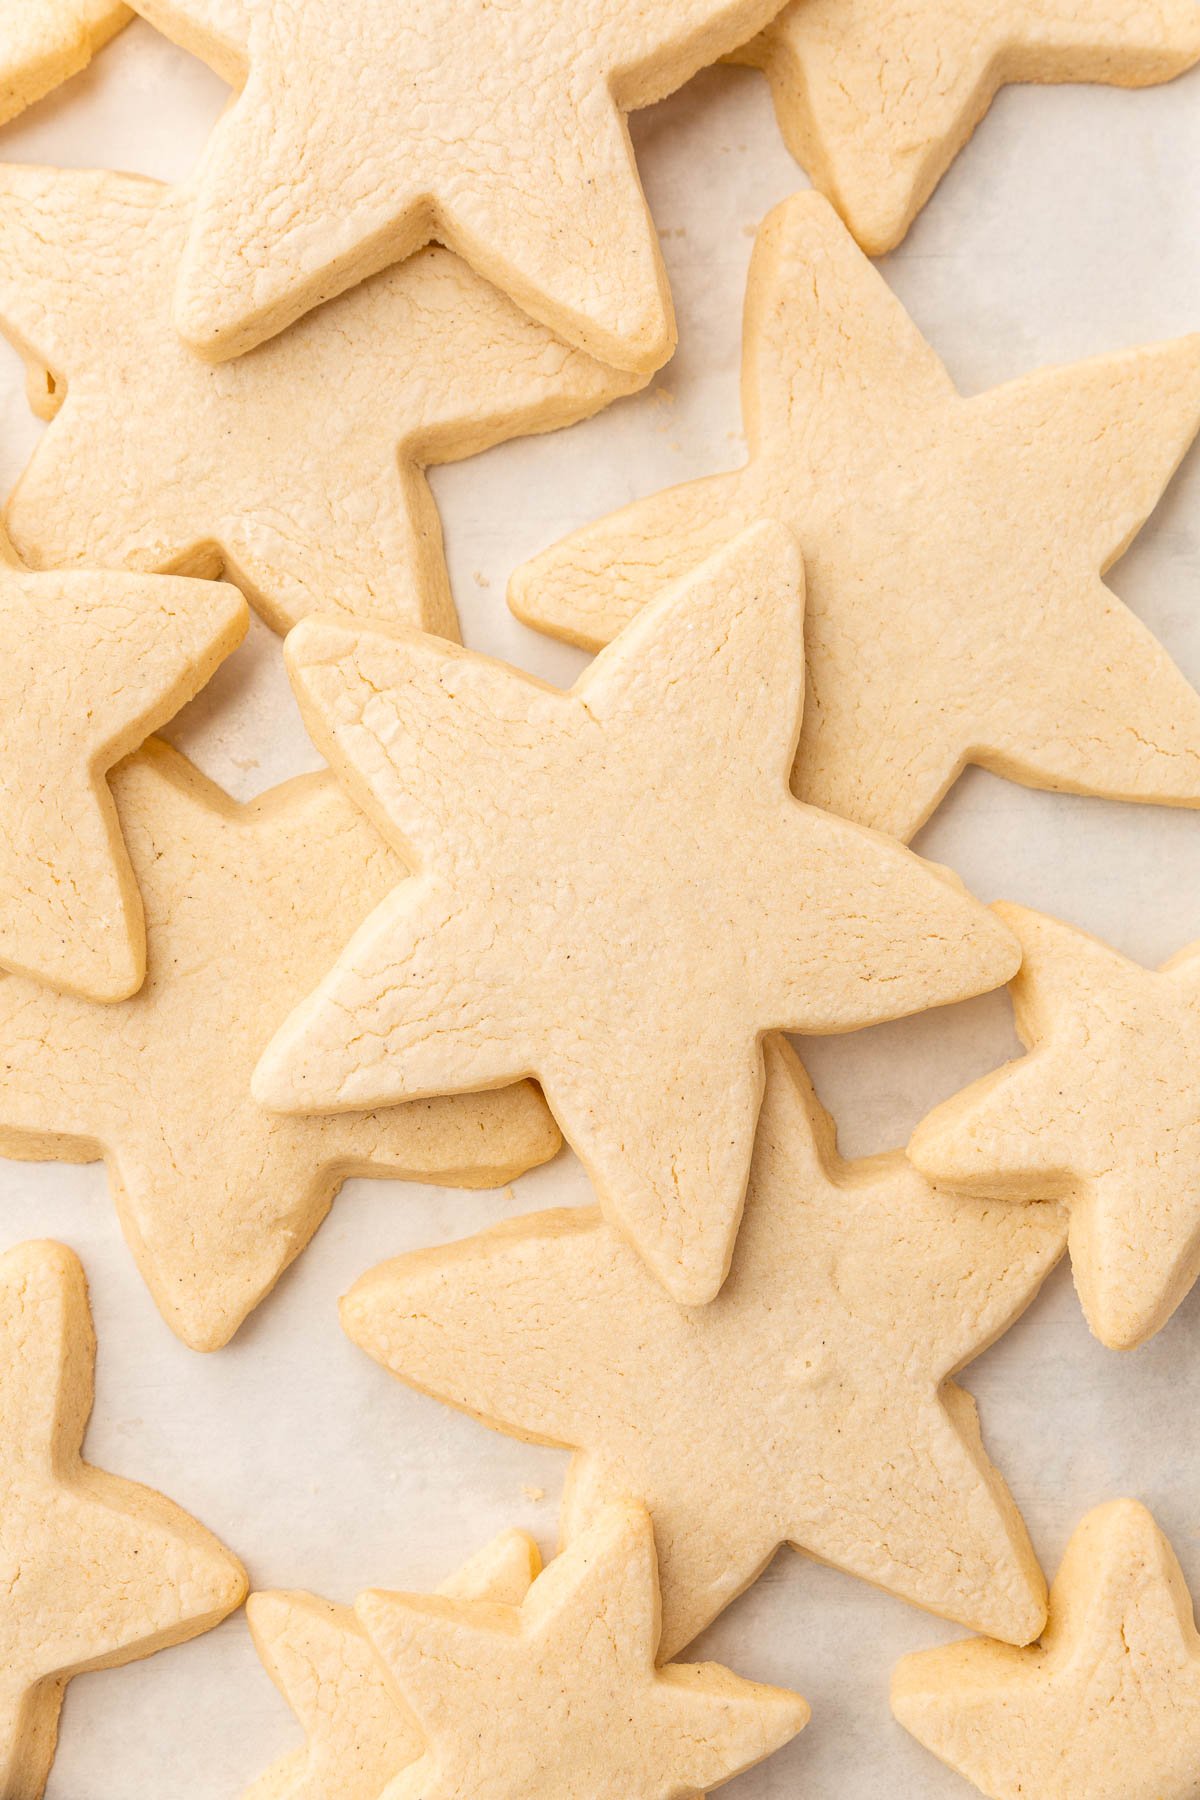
[892,1500,1200,1800]
[910,903,1200,1352]
[732,0,1200,253]
[245,1530,541,1800]
[354,1504,809,1800]
[0,0,129,128]
[254,523,1018,1308]
[511,193,1200,843]
[0,533,245,1001]
[0,167,639,643]
[342,1036,1063,1658]
[0,1239,245,1800]
[128,0,786,367]
[0,742,558,1353]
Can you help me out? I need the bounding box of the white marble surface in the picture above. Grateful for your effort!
[0,18,1199,1797]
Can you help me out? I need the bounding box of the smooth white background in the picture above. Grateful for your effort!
[1,17,1199,1796]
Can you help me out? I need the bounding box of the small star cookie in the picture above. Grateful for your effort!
[355,1504,809,1800]
[0,1239,245,1800]
[342,1036,1063,1656]
[511,193,1200,843]
[0,532,245,1000]
[892,1499,1200,1800]
[0,165,640,641]
[254,523,1018,1307]
[0,742,558,1352]
[243,1530,541,1800]
[0,0,128,128]
[127,0,787,366]
[733,0,1200,253]
[910,904,1200,1351]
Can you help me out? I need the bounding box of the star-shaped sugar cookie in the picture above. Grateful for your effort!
[254,522,1018,1307]
[0,742,558,1352]
[342,1037,1064,1657]
[354,1504,809,1800]
[910,904,1200,1351]
[128,0,787,366]
[0,1239,245,1800]
[0,1,129,128]
[511,193,1200,843]
[892,1499,1200,1800]
[732,0,1200,253]
[0,166,640,641]
[0,532,245,1000]
[244,1530,541,1800]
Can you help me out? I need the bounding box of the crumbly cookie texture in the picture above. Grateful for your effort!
[342,1036,1063,1657]
[0,0,129,128]
[0,166,641,644]
[244,1531,541,1800]
[892,1500,1200,1800]
[127,0,787,368]
[732,0,1200,253]
[0,1239,246,1800]
[254,522,1018,1308]
[511,192,1200,842]
[910,903,1200,1351]
[354,1505,809,1800]
[0,533,245,1001]
[0,742,558,1353]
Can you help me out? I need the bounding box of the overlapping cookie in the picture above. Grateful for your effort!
[0,742,558,1352]
[0,0,128,127]
[254,524,1018,1306]
[129,0,788,367]
[245,1529,541,1800]
[0,165,641,641]
[0,1239,245,1800]
[910,904,1200,1350]
[893,1500,1200,1800]
[342,1036,1064,1656]
[732,0,1200,253]
[0,530,245,1000]
[512,193,1200,841]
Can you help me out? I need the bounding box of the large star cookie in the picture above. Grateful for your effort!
[0,167,639,642]
[0,0,128,128]
[0,533,245,1000]
[0,1239,245,1800]
[892,1499,1200,1800]
[910,904,1200,1351]
[511,193,1200,843]
[0,742,558,1352]
[244,1530,541,1800]
[342,1036,1064,1657]
[127,0,787,367]
[732,0,1200,253]
[354,1505,809,1800]
[254,523,1018,1307]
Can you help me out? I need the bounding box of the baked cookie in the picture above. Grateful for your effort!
[0,1239,245,1800]
[0,742,558,1353]
[0,166,640,642]
[245,1530,541,1800]
[355,1504,809,1800]
[892,1500,1200,1800]
[732,0,1200,255]
[910,904,1200,1351]
[0,532,245,1001]
[0,1,128,128]
[342,1036,1063,1657]
[254,523,1018,1307]
[511,193,1200,842]
[127,0,787,366]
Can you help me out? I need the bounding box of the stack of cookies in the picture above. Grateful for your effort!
[1,4,1199,1798]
